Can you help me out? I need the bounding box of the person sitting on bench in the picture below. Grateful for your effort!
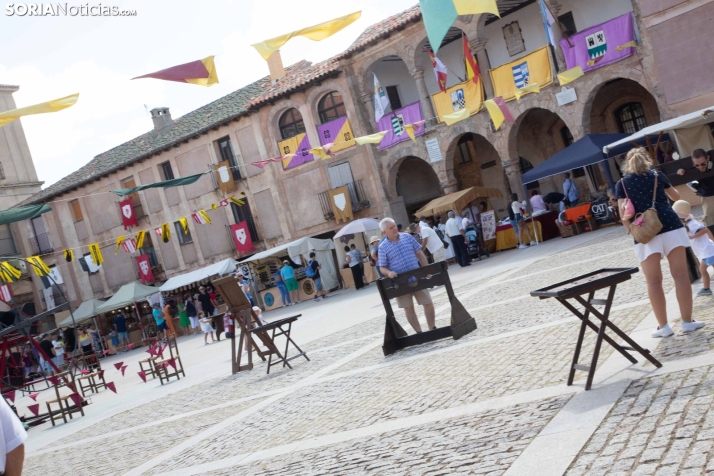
[378,217,436,333]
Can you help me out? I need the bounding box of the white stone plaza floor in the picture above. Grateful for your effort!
[20,225,714,475]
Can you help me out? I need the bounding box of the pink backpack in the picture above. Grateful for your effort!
[619,179,636,220]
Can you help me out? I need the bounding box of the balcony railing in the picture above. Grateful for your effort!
[318,180,371,221]
[28,232,54,255]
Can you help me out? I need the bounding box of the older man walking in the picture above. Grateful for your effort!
[416,222,445,263]
[378,217,436,333]
[445,211,470,267]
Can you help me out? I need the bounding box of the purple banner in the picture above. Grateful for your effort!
[317,116,347,147]
[376,102,425,150]
[284,134,312,170]
[559,12,636,73]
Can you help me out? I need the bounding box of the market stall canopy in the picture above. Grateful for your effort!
[239,237,335,263]
[0,203,51,226]
[414,187,503,217]
[57,298,106,327]
[604,106,714,154]
[522,133,670,184]
[96,282,159,314]
[333,218,381,239]
[159,258,236,292]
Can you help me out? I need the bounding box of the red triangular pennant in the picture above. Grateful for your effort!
[68,393,82,407]
[3,391,15,402]
[27,404,39,417]
[79,369,90,375]
[120,365,127,376]
[114,362,124,370]
[106,382,117,393]
[137,371,147,383]
[47,377,59,386]
[168,358,176,370]
[29,393,39,401]
[103,350,110,355]
[127,343,134,350]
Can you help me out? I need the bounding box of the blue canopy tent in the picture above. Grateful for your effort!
[521,133,670,188]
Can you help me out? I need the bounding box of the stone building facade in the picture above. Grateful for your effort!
[8,0,714,313]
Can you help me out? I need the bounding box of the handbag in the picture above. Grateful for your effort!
[628,171,663,244]
[619,179,636,220]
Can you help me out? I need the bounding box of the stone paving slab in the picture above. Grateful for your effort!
[199,396,572,476]
[650,295,714,364]
[566,365,714,476]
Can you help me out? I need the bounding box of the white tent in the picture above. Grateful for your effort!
[96,282,159,314]
[57,298,106,328]
[159,258,236,292]
[604,106,714,155]
[239,237,338,291]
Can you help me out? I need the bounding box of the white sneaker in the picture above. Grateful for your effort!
[652,324,674,338]
[518,244,528,249]
[682,320,705,333]
[530,241,537,246]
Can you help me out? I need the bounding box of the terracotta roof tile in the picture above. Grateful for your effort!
[340,4,421,57]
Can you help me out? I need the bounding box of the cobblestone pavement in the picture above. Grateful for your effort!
[205,396,571,476]
[566,366,714,476]
[22,228,714,476]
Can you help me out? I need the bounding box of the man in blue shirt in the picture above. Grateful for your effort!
[563,172,580,206]
[152,302,169,340]
[113,313,130,352]
[378,217,435,333]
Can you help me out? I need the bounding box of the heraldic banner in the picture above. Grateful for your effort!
[489,46,553,102]
[376,102,424,151]
[214,160,237,194]
[119,198,139,230]
[317,116,356,153]
[230,221,255,254]
[328,185,353,223]
[279,133,313,170]
[135,254,154,284]
[559,12,636,73]
[432,79,484,123]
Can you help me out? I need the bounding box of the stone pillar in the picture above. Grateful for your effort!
[503,157,523,200]
[442,178,460,194]
[360,91,375,131]
[470,39,494,99]
[411,68,436,120]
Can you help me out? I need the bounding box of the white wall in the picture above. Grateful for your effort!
[372,59,420,110]
[483,0,633,69]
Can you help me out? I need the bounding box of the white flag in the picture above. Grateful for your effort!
[373,73,390,122]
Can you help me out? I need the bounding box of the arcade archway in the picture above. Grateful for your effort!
[395,156,442,218]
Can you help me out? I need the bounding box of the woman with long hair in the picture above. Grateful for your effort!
[615,148,705,337]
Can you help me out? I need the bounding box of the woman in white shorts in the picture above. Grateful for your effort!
[615,148,705,338]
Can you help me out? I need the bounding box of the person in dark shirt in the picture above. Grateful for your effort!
[38,335,55,374]
[617,148,704,338]
[113,313,129,352]
[197,286,216,316]
[677,149,714,226]
[309,252,328,301]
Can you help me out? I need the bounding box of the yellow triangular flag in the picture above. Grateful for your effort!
[0,262,21,282]
[198,210,212,225]
[211,203,218,210]
[354,131,387,145]
[616,41,637,51]
[136,230,146,249]
[115,236,125,254]
[442,108,470,126]
[514,83,540,101]
[89,243,104,266]
[484,100,505,130]
[184,56,219,87]
[0,93,79,127]
[309,147,329,160]
[228,196,245,206]
[252,12,362,60]
[160,223,171,243]
[26,256,50,277]
[453,0,500,16]
[557,67,584,85]
[179,217,189,234]
[404,124,417,142]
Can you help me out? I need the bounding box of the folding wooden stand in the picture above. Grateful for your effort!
[531,268,662,390]
[249,315,309,374]
[377,261,477,356]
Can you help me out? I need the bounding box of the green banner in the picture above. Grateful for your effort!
[112,172,208,197]
[0,203,52,225]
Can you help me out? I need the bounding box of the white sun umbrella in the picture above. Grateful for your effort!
[334,218,382,239]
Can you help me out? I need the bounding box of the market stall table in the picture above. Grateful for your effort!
[495,211,560,251]
[530,267,662,390]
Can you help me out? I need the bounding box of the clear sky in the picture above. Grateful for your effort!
[1,0,417,187]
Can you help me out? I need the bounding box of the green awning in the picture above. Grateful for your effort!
[112,172,208,197]
[0,203,52,225]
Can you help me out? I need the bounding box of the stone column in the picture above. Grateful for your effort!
[411,68,436,120]
[503,157,523,200]
[470,38,494,99]
[360,91,375,131]
[442,179,460,195]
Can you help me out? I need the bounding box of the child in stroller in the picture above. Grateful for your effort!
[464,224,489,260]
